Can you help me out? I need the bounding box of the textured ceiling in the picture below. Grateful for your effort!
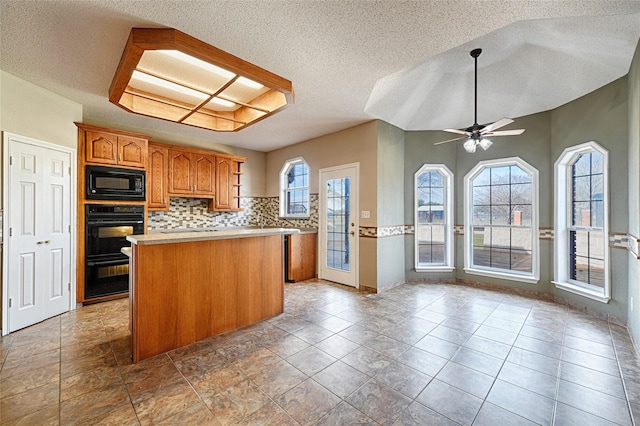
[1,1,639,152]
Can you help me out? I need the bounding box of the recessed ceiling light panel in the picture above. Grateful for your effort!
[109,28,294,132]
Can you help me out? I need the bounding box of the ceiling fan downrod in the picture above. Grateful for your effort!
[470,48,482,129]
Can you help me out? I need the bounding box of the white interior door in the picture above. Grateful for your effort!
[4,134,74,333]
[319,163,359,288]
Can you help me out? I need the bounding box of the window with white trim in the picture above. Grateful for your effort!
[464,157,539,283]
[414,165,454,271]
[554,142,609,302]
[280,157,310,218]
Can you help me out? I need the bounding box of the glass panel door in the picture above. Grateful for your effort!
[326,177,350,271]
[319,164,358,287]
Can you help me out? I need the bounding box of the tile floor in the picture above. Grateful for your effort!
[1,279,639,425]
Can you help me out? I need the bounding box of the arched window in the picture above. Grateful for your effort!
[464,157,539,283]
[554,142,609,302]
[280,157,310,218]
[414,165,454,271]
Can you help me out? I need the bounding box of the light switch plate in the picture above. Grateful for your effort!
[361,210,370,219]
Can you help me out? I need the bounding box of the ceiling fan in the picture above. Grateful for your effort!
[434,48,525,153]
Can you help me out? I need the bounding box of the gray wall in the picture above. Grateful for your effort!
[403,75,631,322]
[550,76,629,321]
[403,129,458,282]
[627,40,640,346]
[376,121,406,291]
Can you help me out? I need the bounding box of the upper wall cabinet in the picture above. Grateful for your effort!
[148,143,245,211]
[168,149,216,197]
[213,156,243,211]
[147,143,169,210]
[81,125,148,169]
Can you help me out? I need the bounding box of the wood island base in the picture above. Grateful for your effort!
[129,235,284,362]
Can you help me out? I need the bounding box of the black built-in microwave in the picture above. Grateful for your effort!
[86,165,146,201]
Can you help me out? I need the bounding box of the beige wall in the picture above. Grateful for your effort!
[0,70,83,329]
[1,71,82,148]
[265,121,378,224]
[266,121,379,287]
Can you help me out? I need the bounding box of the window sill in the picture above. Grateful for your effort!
[415,267,455,273]
[463,268,539,284]
[280,215,310,220]
[552,281,610,303]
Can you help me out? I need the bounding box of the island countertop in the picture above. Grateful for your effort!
[127,227,305,245]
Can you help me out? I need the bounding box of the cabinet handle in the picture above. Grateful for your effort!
[36,240,51,245]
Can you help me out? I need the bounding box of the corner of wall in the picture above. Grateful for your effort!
[627,39,640,345]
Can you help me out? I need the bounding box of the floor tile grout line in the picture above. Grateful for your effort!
[609,321,637,426]
[166,351,231,425]
[468,304,525,426]
[550,315,567,426]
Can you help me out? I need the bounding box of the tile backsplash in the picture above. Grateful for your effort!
[147,195,319,230]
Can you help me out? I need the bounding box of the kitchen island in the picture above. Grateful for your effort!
[126,227,300,362]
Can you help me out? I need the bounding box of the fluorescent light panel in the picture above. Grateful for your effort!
[210,97,236,108]
[158,50,236,80]
[109,28,293,132]
[130,70,209,100]
[236,76,263,89]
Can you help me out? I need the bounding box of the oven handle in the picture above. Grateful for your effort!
[86,258,130,267]
[87,219,144,225]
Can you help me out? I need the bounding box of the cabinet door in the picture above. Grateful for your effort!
[85,131,117,165]
[118,136,147,168]
[148,145,169,210]
[214,157,232,210]
[287,233,318,282]
[192,153,215,196]
[169,150,193,195]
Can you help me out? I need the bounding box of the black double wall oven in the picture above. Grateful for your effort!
[85,204,144,299]
[84,165,146,300]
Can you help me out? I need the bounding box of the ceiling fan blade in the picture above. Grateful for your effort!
[482,117,514,133]
[434,136,467,146]
[484,129,525,136]
[442,128,470,136]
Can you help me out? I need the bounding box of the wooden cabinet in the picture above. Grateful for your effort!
[213,156,243,211]
[286,233,317,282]
[130,235,284,362]
[193,153,216,196]
[145,140,246,210]
[76,122,150,304]
[147,144,169,210]
[84,129,147,168]
[168,149,215,197]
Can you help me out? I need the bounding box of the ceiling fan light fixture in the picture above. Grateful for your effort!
[434,48,524,151]
[478,138,493,150]
[109,28,294,132]
[463,139,477,153]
